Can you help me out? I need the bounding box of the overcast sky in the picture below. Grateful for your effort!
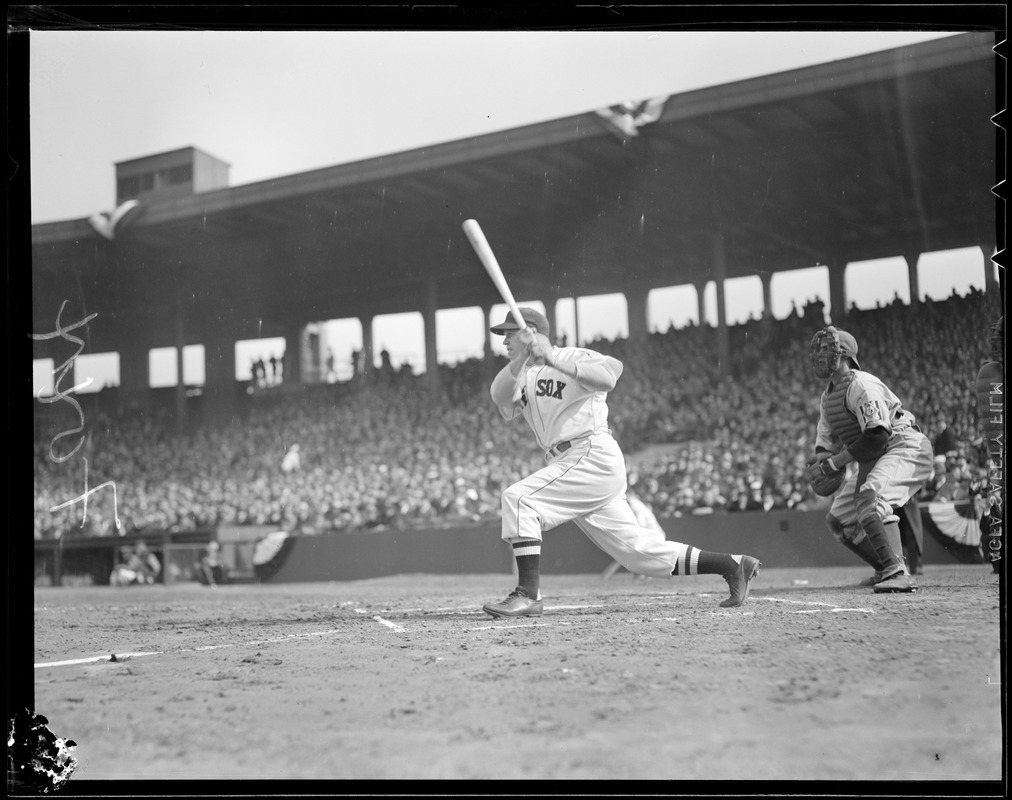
[28,29,962,224]
[26,28,994,386]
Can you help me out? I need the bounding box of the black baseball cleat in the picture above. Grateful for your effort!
[721,556,762,607]
[859,569,887,587]
[873,569,917,593]
[482,586,544,618]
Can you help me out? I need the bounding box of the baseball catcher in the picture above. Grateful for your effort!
[808,325,933,593]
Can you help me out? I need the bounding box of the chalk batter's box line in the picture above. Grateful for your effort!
[33,608,449,668]
[34,627,352,670]
[371,595,875,618]
[35,595,875,668]
[35,608,458,668]
[358,596,878,635]
[32,610,538,667]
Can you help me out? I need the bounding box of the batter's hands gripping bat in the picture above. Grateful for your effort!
[462,219,527,332]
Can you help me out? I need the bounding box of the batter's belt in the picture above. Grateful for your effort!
[546,435,592,460]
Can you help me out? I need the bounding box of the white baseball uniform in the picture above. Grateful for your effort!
[490,345,695,578]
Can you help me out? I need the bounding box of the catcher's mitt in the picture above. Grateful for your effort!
[805,456,845,497]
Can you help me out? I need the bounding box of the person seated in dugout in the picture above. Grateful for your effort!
[109,542,161,586]
[196,541,228,586]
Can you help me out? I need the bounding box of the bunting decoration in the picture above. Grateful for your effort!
[88,199,141,241]
[594,96,669,140]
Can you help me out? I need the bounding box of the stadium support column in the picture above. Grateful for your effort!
[117,337,149,414]
[573,298,581,346]
[174,289,187,434]
[625,284,649,341]
[481,304,498,380]
[904,252,921,312]
[694,281,707,327]
[759,271,774,331]
[360,314,374,379]
[543,293,559,345]
[712,233,730,377]
[283,322,303,385]
[981,243,1000,302]
[203,336,236,426]
[424,279,441,397]
[826,258,848,321]
[482,305,493,360]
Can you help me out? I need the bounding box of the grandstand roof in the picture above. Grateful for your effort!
[31,32,998,342]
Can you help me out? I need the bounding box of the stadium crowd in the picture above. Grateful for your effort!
[34,289,998,539]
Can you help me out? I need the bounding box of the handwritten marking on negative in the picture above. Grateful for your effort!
[48,456,122,529]
[32,300,120,530]
[30,300,98,463]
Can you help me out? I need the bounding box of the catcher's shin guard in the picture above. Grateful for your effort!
[829,517,883,570]
[842,532,884,570]
[860,517,906,577]
[882,520,907,571]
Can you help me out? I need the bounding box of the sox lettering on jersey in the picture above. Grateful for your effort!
[491,345,617,455]
[536,379,566,399]
[520,380,568,406]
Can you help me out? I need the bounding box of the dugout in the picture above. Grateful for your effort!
[32,527,255,587]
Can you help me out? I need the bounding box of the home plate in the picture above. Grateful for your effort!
[760,597,874,613]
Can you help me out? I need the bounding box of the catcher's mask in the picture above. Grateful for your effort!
[810,326,861,379]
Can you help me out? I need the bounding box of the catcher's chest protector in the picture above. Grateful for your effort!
[823,373,863,446]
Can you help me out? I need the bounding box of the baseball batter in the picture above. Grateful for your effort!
[601,489,661,580]
[482,307,762,617]
[806,326,933,593]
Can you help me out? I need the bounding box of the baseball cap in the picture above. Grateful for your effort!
[489,307,550,337]
[835,329,861,369]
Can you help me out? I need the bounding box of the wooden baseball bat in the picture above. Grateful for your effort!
[462,219,527,330]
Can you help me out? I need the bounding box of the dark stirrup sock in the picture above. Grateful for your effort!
[672,548,737,576]
[512,541,541,599]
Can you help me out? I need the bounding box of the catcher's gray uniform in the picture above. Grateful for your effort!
[809,326,932,592]
[817,371,933,525]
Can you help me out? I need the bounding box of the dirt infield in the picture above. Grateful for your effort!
[31,564,1004,784]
